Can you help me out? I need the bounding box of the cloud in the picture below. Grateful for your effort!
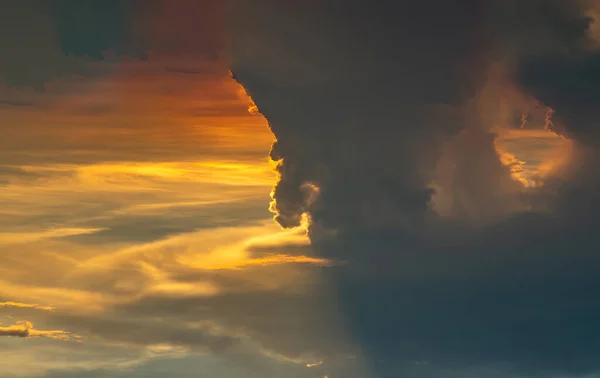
[0,2,355,377]
[12,1,600,377]
[232,1,491,231]
[0,302,55,311]
[518,46,600,147]
[0,337,173,378]
[202,254,334,270]
[0,100,33,107]
[0,1,83,91]
[39,350,368,378]
[0,1,227,90]
[0,228,106,245]
[0,56,273,169]
[0,321,75,341]
[0,161,273,250]
[0,212,353,376]
[230,1,600,377]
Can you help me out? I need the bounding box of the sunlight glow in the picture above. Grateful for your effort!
[495,127,572,187]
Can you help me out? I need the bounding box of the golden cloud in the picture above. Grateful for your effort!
[0,320,77,341]
[0,302,55,311]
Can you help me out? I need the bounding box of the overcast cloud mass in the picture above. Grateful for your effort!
[231,1,600,377]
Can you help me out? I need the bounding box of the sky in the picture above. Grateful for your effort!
[2,1,600,378]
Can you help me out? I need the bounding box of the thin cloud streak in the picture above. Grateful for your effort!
[0,302,55,311]
[0,321,76,341]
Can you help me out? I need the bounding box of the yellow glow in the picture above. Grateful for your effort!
[268,157,283,220]
[495,127,572,187]
[306,360,324,368]
[74,161,274,187]
[204,254,333,270]
[148,281,219,297]
[0,321,78,341]
[0,51,343,378]
[232,70,261,115]
[177,221,318,271]
[0,280,109,312]
[0,57,274,165]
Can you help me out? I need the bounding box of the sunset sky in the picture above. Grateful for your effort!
[3,1,600,378]
[0,2,353,377]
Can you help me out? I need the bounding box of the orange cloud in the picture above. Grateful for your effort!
[0,55,273,166]
[0,321,76,341]
[0,302,55,311]
[473,63,573,189]
[204,254,334,270]
[494,128,572,187]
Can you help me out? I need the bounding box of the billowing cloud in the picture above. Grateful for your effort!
[232,0,490,231]
[230,1,600,377]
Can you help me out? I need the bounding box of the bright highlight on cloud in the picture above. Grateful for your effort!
[495,127,572,187]
[0,302,55,311]
[0,321,75,341]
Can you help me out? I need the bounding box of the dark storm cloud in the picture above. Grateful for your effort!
[230,0,600,377]
[231,0,489,231]
[0,1,80,90]
[321,211,600,376]
[511,0,600,216]
[493,0,600,146]
[518,50,600,146]
[488,0,593,56]
[0,0,225,89]
[49,0,148,60]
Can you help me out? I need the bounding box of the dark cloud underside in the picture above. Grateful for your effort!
[230,0,600,376]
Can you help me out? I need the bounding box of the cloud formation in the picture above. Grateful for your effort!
[230,1,600,376]
[8,1,600,377]
[232,0,490,231]
[0,321,74,341]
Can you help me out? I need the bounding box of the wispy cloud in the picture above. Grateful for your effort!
[0,321,76,341]
[0,20,355,378]
[0,228,106,245]
[0,302,55,311]
[203,254,334,270]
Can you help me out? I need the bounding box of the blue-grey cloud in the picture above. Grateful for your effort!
[230,1,600,377]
